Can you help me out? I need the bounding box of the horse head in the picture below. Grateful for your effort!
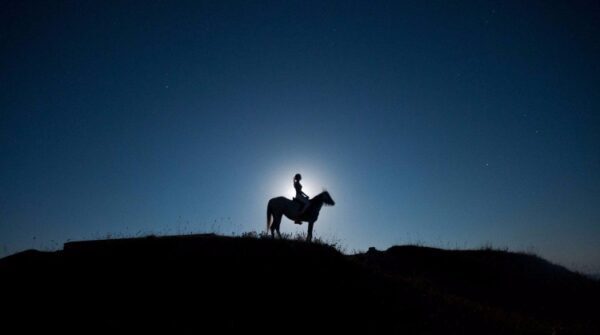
[319,190,335,206]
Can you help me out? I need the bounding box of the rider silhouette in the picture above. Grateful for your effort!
[293,173,309,224]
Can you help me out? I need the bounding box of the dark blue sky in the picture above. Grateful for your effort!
[2,1,599,273]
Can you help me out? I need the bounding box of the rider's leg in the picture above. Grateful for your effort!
[300,200,309,214]
[295,198,308,224]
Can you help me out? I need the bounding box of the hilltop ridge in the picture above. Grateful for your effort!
[1,234,598,334]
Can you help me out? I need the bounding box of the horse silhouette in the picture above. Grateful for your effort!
[266,191,335,242]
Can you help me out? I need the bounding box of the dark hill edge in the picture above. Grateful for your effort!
[352,246,600,328]
[1,234,598,334]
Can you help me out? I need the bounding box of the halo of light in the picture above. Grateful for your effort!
[265,161,335,200]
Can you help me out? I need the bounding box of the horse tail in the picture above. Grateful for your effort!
[266,201,273,231]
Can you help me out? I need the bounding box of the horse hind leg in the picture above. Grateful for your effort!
[271,215,282,239]
[270,220,276,239]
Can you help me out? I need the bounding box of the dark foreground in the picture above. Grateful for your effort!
[1,234,598,334]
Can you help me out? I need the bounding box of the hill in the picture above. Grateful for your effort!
[1,234,598,334]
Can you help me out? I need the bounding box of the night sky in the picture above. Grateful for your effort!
[1,1,599,273]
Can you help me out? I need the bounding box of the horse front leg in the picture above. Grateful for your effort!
[307,221,314,242]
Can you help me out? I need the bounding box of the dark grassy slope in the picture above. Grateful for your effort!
[353,246,600,332]
[1,234,598,334]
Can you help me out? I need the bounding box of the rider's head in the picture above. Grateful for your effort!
[294,173,302,182]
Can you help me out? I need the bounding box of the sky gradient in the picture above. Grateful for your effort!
[1,1,599,273]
